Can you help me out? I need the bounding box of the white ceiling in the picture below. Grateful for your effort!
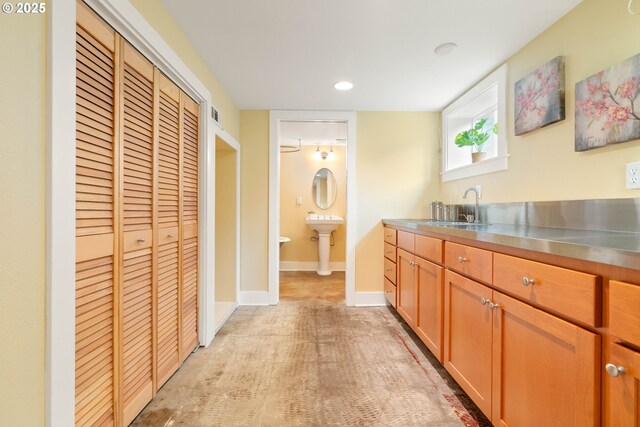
[161,0,582,111]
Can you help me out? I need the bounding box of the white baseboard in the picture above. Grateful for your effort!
[238,291,274,305]
[279,261,346,272]
[355,292,388,307]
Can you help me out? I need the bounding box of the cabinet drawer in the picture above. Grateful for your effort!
[415,235,443,264]
[384,278,397,308]
[610,280,640,347]
[605,343,640,427]
[384,257,397,284]
[445,242,492,284]
[493,253,600,327]
[384,228,397,245]
[397,230,415,252]
[384,242,397,262]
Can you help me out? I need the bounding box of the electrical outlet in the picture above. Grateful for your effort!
[626,162,640,189]
[475,184,482,198]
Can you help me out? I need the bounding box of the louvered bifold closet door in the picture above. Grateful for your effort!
[119,41,156,426]
[180,95,199,360]
[75,2,117,426]
[156,74,181,387]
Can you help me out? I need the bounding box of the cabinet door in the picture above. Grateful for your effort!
[444,270,493,417]
[156,74,181,388]
[75,4,117,425]
[491,291,599,427]
[180,94,199,361]
[120,41,155,425]
[605,343,640,426]
[397,249,417,328]
[415,257,444,362]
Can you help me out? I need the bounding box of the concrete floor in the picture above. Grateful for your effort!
[131,273,489,426]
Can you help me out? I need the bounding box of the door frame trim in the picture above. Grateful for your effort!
[268,110,357,306]
[47,1,217,425]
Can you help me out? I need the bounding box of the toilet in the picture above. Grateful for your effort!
[279,236,291,248]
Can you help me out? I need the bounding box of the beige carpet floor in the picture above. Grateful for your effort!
[132,275,489,427]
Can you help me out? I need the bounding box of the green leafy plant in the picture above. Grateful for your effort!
[454,118,498,153]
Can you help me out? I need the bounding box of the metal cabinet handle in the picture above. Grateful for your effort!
[480,297,489,305]
[137,237,145,243]
[168,233,175,238]
[488,302,500,310]
[458,256,468,263]
[385,268,393,272]
[385,250,393,254]
[385,290,392,294]
[522,277,535,286]
[605,363,626,377]
[386,234,392,238]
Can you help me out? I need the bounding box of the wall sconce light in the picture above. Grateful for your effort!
[315,145,335,160]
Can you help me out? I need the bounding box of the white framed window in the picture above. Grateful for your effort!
[441,64,508,182]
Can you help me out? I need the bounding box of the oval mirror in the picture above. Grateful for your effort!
[312,168,337,209]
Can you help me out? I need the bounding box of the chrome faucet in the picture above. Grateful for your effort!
[463,187,480,223]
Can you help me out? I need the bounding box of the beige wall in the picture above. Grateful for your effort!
[0,10,46,426]
[356,112,441,292]
[129,0,240,141]
[280,146,347,263]
[215,138,237,302]
[441,0,640,204]
[239,111,270,291]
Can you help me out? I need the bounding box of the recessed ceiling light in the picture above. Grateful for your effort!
[334,81,354,91]
[434,42,457,56]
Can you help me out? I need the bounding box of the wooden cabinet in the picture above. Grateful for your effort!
[397,249,417,328]
[605,343,640,426]
[494,253,599,326]
[609,280,640,347]
[397,230,415,252]
[492,291,599,427]
[415,257,444,362]
[444,269,600,425]
[384,228,397,245]
[443,270,493,416]
[445,241,492,284]
[382,226,397,307]
[383,242,396,261]
[415,234,443,264]
[385,225,607,426]
[384,278,397,309]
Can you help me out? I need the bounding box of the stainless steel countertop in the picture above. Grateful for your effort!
[382,219,640,270]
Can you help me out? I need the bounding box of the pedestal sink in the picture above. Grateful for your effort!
[306,215,344,275]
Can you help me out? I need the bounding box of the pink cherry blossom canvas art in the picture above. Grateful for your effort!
[515,56,565,136]
[575,53,640,151]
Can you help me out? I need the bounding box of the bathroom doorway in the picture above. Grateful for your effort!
[279,122,347,303]
[214,134,240,330]
[268,111,356,305]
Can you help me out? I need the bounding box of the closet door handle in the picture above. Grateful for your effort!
[168,233,175,238]
[137,237,145,243]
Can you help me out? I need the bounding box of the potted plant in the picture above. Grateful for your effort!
[455,118,498,163]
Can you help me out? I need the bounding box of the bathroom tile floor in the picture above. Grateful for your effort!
[280,271,345,303]
[131,276,489,427]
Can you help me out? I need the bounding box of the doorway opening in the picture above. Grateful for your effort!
[214,134,240,330]
[279,121,347,303]
[268,111,356,306]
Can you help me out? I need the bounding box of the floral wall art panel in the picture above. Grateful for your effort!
[575,53,640,151]
[514,56,565,136]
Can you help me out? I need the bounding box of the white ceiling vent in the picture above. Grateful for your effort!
[211,105,222,129]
